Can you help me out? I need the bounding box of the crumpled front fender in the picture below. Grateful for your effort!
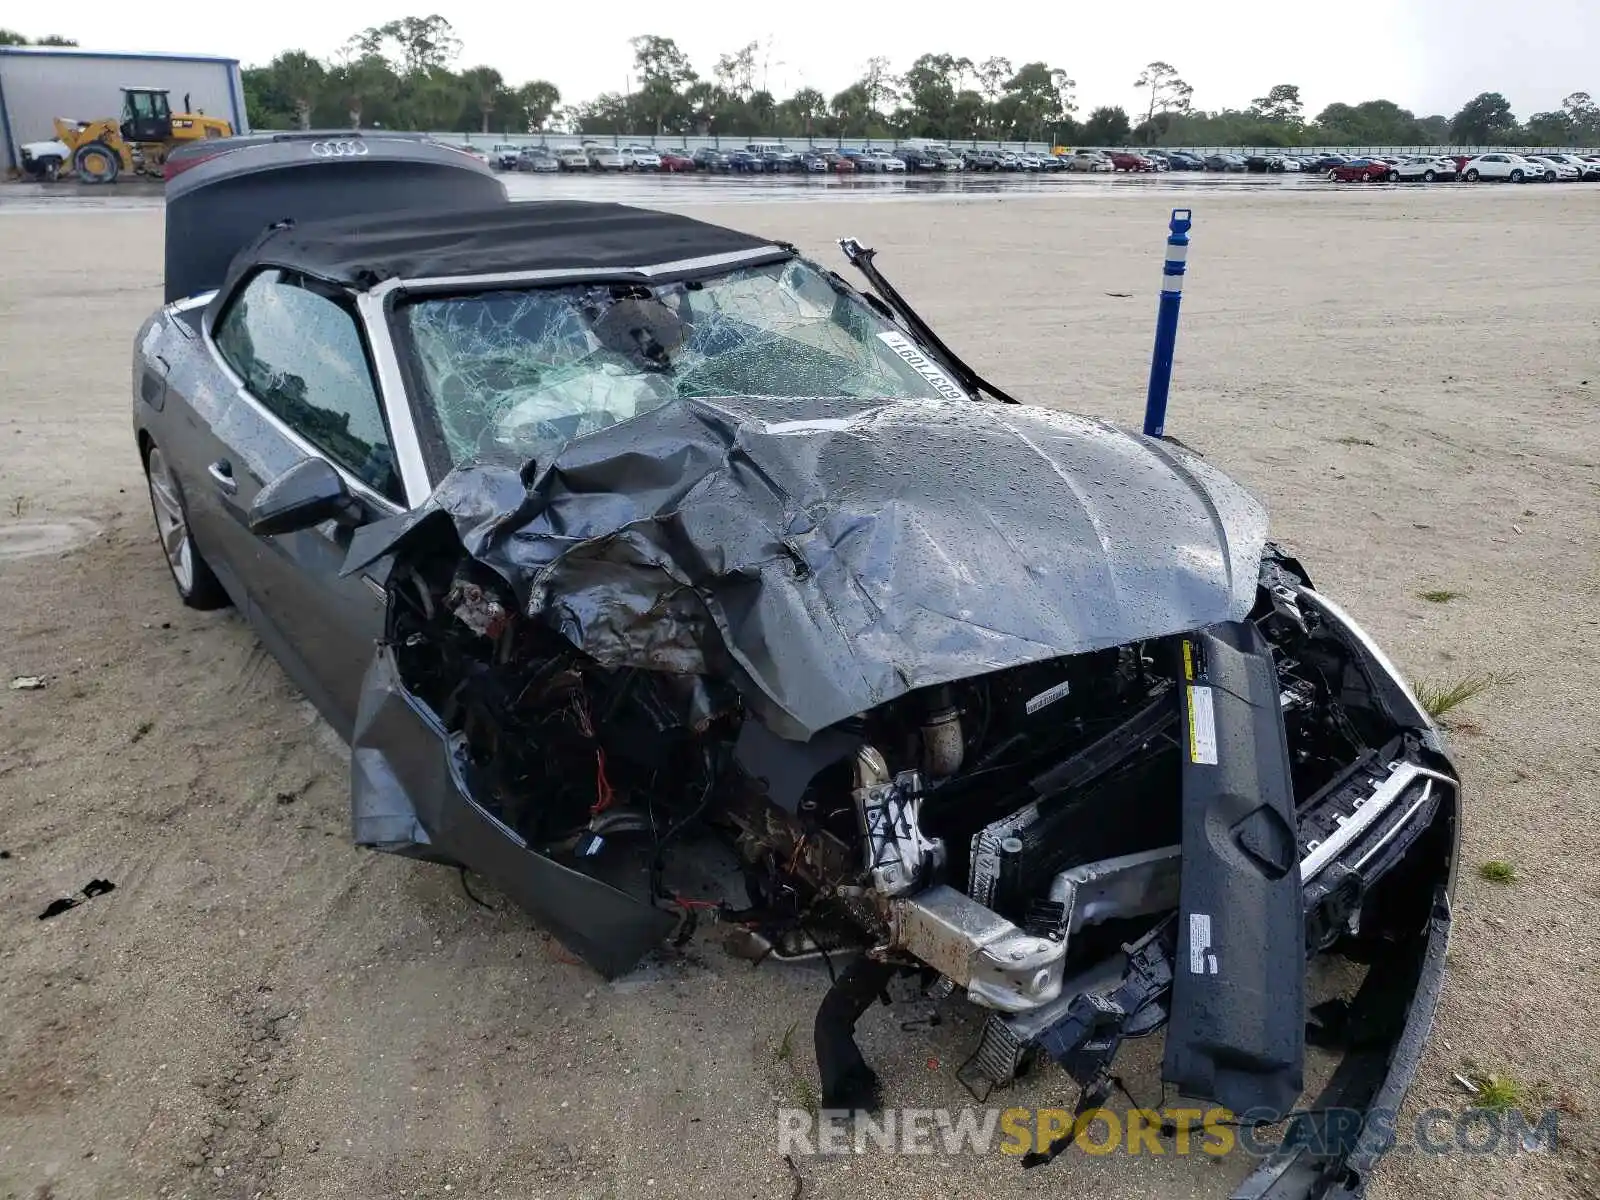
[351,646,675,976]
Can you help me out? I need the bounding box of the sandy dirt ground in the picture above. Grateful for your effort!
[1,184,1598,1200]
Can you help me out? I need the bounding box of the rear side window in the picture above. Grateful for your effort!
[214,269,402,503]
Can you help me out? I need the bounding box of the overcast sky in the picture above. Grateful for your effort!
[16,0,1599,119]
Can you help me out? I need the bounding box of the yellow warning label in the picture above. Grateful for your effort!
[1182,641,1194,681]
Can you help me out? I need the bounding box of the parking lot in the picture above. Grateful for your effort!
[1,164,1581,214]
[1,182,1598,1200]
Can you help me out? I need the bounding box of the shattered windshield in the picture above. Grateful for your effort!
[397,258,964,471]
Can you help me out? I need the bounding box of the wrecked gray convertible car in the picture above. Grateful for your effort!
[134,138,1459,1197]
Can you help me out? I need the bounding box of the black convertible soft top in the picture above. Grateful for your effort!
[223,202,788,294]
[164,135,507,303]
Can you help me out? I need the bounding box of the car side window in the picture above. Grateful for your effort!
[214,270,402,503]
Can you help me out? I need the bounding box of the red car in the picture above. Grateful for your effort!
[1110,151,1155,172]
[1328,157,1398,182]
[659,150,696,172]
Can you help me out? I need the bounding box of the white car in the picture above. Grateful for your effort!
[490,143,521,170]
[1524,154,1579,181]
[1013,152,1042,170]
[555,146,590,171]
[19,137,71,180]
[621,145,661,171]
[1065,151,1113,172]
[1460,153,1543,182]
[865,150,906,172]
[1536,152,1600,180]
[1394,156,1458,182]
[586,146,626,171]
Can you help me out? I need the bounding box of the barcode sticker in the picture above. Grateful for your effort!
[1188,685,1218,765]
[1025,679,1072,714]
[877,330,969,401]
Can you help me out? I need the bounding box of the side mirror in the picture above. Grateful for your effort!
[248,457,359,536]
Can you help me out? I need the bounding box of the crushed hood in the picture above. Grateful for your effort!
[349,395,1268,739]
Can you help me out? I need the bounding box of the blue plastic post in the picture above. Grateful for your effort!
[1143,208,1193,438]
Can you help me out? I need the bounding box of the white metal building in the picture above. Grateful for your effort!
[1,46,248,172]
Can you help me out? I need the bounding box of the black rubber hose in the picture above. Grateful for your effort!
[814,956,896,1111]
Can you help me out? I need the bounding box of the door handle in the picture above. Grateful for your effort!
[207,459,238,495]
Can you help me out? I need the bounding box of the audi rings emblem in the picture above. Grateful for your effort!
[310,140,369,158]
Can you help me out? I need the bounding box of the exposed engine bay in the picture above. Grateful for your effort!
[135,159,1464,1199]
[381,532,1458,1151]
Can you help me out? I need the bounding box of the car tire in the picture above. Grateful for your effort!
[31,154,63,181]
[1385,170,1400,182]
[1510,169,1524,183]
[1422,170,1435,182]
[143,443,230,611]
[1465,168,1480,181]
[73,141,120,185]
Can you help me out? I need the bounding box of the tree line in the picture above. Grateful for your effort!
[9,18,1599,147]
[0,29,79,46]
[240,21,1600,147]
[240,17,561,135]
[1126,80,1600,147]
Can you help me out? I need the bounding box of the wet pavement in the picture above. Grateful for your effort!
[0,168,1507,213]
[497,169,1404,204]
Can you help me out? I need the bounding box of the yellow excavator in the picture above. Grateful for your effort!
[28,87,232,183]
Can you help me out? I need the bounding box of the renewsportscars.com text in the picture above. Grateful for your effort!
[777,1104,1560,1158]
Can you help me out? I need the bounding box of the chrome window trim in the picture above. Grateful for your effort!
[376,245,791,297]
[166,290,216,315]
[355,289,431,507]
[202,286,407,516]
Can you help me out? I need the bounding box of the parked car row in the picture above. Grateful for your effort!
[493,142,1219,175]
[484,140,1600,184]
[495,140,970,174]
[1316,151,1600,183]
[1452,152,1600,182]
[491,141,1208,175]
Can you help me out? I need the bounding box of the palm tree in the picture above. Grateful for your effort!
[270,51,325,130]
[791,86,825,136]
[459,66,505,135]
[331,53,391,129]
[513,81,561,133]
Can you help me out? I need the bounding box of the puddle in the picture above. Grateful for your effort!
[498,171,1439,206]
[1,170,1506,215]
[0,518,103,561]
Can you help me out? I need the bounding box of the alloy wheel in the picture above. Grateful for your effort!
[145,447,195,594]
